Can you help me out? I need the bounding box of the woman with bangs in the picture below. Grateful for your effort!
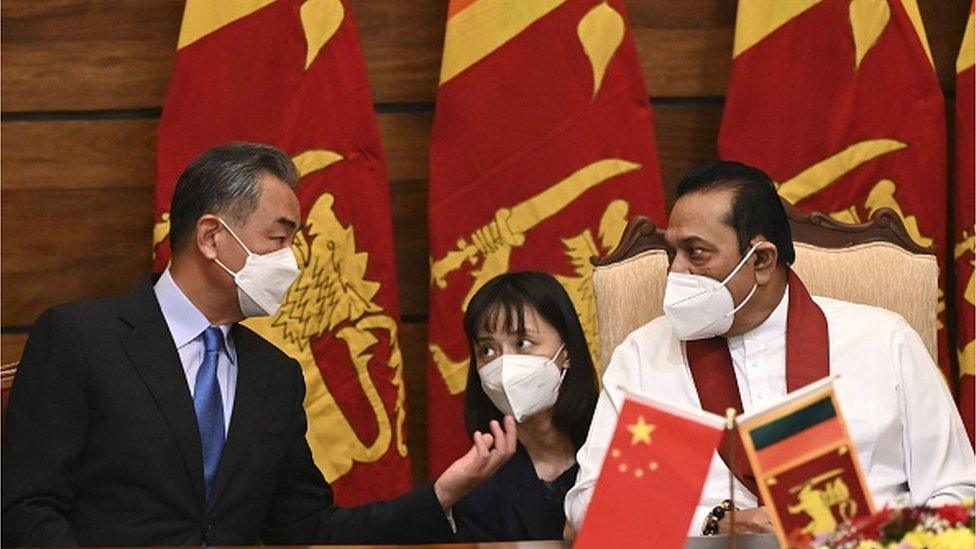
[451,271,599,541]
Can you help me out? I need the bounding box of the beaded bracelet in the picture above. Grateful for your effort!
[701,499,734,535]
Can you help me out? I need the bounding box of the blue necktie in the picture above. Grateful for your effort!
[195,327,225,503]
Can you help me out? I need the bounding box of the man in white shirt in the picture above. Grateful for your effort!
[565,161,975,536]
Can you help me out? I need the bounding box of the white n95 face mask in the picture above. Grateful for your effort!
[663,242,761,341]
[478,344,566,422]
[214,218,300,318]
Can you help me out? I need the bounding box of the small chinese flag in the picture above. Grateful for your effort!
[737,379,874,546]
[576,394,725,548]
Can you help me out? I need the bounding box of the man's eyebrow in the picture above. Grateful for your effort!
[277,217,301,231]
[680,235,712,248]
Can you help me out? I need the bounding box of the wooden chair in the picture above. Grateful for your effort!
[589,204,938,374]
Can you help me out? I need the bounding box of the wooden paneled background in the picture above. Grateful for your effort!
[2,0,969,483]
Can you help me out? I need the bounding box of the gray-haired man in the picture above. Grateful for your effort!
[2,142,516,546]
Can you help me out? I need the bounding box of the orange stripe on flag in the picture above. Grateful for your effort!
[755,417,844,472]
[448,0,480,19]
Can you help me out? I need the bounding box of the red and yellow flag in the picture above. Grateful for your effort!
[152,0,412,505]
[954,2,975,445]
[575,394,725,547]
[718,1,950,372]
[426,0,668,475]
[737,380,874,546]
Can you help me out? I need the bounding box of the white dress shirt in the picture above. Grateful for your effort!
[727,288,789,411]
[154,269,238,434]
[566,286,976,535]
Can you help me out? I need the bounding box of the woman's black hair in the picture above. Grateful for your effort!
[462,271,599,450]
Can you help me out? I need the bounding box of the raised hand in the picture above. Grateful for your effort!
[432,416,518,509]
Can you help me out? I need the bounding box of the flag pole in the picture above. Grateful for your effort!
[725,407,737,549]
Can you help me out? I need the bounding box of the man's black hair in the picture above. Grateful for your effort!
[675,161,795,265]
[169,142,299,254]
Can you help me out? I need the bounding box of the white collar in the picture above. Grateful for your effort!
[727,283,789,348]
[154,269,236,361]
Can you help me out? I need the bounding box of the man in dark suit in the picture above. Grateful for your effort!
[2,143,517,546]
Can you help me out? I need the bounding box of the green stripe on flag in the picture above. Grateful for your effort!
[750,397,835,450]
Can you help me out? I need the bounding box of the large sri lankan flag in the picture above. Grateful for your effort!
[426,0,668,475]
[954,3,975,445]
[737,379,875,545]
[151,0,412,504]
[719,0,951,373]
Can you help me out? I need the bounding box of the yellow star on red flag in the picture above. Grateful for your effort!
[627,415,656,445]
[575,396,726,547]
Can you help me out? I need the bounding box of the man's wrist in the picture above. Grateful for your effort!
[433,477,459,509]
[701,499,734,535]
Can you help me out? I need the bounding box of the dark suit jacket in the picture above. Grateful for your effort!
[453,444,576,542]
[1,279,453,546]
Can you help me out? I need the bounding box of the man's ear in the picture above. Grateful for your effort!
[196,215,222,260]
[752,239,779,285]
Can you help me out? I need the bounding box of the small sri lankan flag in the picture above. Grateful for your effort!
[737,378,875,545]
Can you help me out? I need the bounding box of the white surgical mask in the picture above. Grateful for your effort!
[663,242,761,340]
[214,218,300,318]
[478,344,566,422]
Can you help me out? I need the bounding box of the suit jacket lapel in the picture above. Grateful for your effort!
[118,278,206,508]
[207,325,269,511]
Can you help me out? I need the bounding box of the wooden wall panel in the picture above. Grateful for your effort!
[1,0,183,111]
[354,1,446,105]
[1,187,155,326]
[377,113,431,182]
[2,334,28,365]
[0,116,429,192]
[654,102,724,202]
[1,119,157,190]
[922,0,975,91]
[0,103,724,325]
[1,119,158,326]
[390,178,430,318]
